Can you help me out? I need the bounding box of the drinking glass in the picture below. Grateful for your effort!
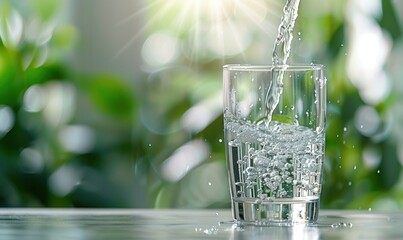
[223,64,326,224]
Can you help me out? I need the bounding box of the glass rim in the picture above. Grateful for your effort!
[223,64,325,71]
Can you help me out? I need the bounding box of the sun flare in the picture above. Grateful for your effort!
[117,0,281,61]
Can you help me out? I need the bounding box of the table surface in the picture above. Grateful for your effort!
[0,209,402,239]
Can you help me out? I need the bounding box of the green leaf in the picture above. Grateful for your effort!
[378,0,402,40]
[52,25,77,50]
[0,50,21,105]
[271,115,294,124]
[87,75,136,119]
[31,0,61,21]
[328,22,345,58]
[25,64,66,86]
[379,140,400,189]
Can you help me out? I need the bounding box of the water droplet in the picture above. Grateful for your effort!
[377,170,380,174]
[218,139,222,143]
[148,143,152,147]
[341,43,344,47]
[353,165,357,170]
[343,127,347,132]
[331,222,353,228]
[208,182,212,186]
[360,125,363,129]
[348,181,352,186]
[368,208,372,212]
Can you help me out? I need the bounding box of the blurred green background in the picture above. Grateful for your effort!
[0,0,402,210]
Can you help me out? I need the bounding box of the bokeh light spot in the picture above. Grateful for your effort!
[19,148,44,174]
[347,11,392,105]
[160,139,210,182]
[362,145,381,169]
[0,9,23,48]
[0,105,14,138]
[43,82,76,126]
[354,105,380,136]
[58,125,95,154]
[398,143,403,167]
[181,93,222,133]
[48,165,82,197]
[141,31,179,67]
[23,85,46,112]
[180,161,228,207]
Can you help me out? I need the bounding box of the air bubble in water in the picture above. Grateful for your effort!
[307,162,317,172]
[225,112,324,201]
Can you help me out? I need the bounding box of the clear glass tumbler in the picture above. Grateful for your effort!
[223,64,326,224]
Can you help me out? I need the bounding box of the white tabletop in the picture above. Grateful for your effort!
[0,209,401,239]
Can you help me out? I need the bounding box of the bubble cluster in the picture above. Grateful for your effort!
[225,113,324,200]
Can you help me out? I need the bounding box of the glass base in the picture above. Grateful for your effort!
[231,197,319,225]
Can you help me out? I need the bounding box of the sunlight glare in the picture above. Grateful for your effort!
[134,0,279,60]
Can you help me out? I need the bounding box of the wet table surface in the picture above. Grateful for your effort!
[0,209,402,239]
